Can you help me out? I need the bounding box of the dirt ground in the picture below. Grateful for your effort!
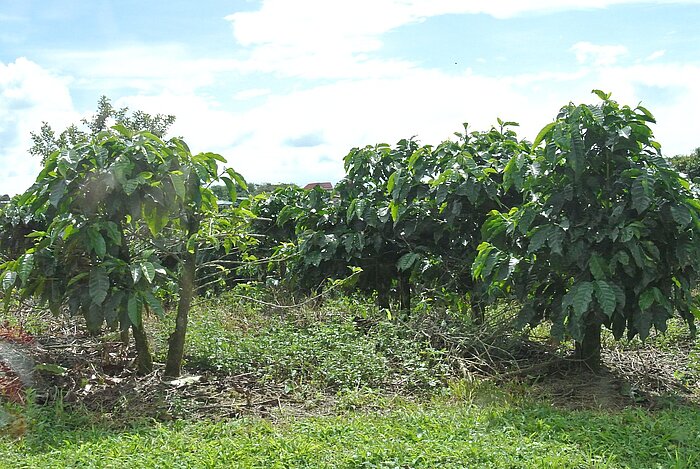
[2,313,699,431]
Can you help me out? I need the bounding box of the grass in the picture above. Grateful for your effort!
[2,291,700,467]
[152,293,450,394]
[2,392,699,468]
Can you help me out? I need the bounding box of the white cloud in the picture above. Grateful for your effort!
[645,49,666,61]
[3,0,700,193]
[44,45,239,94]
[0,58,78,194]
[233,88,272,100]
[571,42,628,66]
[225,1,699,79]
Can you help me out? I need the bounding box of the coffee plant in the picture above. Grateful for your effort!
[474,91,700,367]
[1,124,245,376]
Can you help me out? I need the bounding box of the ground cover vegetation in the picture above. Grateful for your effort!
[1,92,700,467]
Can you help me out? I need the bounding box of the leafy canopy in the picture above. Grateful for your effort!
[474,90,700,343]
[2,124,233,333]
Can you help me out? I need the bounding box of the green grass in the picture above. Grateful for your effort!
[2,396,699,468]
[3,292,700,467]
[152,293,449,394]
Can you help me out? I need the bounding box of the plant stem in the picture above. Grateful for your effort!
[165,218,199,378]
[132,323,153,375]
[575,321,601,371]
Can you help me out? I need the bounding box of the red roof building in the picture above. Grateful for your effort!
[303,182,333,191]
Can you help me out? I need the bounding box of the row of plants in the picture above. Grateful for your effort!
[248,91,700,368]
[1,91,699,377]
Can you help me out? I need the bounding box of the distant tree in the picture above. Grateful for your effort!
[29,96,176,163]
[211,182,295,201]
[669,148,700,181]
[247,182,297,196]
[210,184,232,201]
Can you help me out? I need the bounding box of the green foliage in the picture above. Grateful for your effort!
[0,197,48,262]
[295,140,422,299]
[670,147,700,181]
[474,92,700,351]
[268,128,528,314]
[173,296,447,392]
[388,124,529,307]
[29,96,176,164]
[1,125,227,335]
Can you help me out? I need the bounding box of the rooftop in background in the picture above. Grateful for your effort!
[303,182,333,191]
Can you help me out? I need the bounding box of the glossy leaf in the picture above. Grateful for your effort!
[89,267,109,305]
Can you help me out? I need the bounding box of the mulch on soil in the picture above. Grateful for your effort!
[2,309,699,429]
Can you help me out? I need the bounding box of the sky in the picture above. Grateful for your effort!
[1,0,700,195]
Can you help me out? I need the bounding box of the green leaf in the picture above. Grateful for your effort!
[143,205,169,236]
[34,363,68,376]
[123,178,140,196]
[631,175,651,214]
[670,204,692,228]
[25,231,47,239]
[104,290,124,327]
[390,201,400,223]
[142,289,165,318]
[532,122,556,148]
[397,252,419,271]
[102,222,120,245]
[634,309,653,340]
[87,228,107,258]
[67,272,88,287]
[568,128,586,180]
[226,168,248,191]
[127,293,142,327]
[472,243,494,279]
[131,264,142,284]
[572,281,594,317]
[89,267,109,305]
[594,280,617,317]
[639,289,655,311]
[387,172,396,194]
[548,226,565,255]
[346,199,357,223]
[18,254,34,283]
[592,89,611,100]
[170,172,186,200]
[220,176,237,202]
[528,225,552,253]
[141,262,156,284]
[2,271,17,290]
[49,180,67,207]
[588,254,607,280]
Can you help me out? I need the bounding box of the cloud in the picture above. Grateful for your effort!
[0,57,78,195]
[571,42,628,66]
[645,50,666,61]
[3,0,700,193]
[225,1,699,79]
[284,132,326,148]
[233,88,271,100]
[42,45,239,94]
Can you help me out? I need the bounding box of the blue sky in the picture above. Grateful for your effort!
[1,0,700,194]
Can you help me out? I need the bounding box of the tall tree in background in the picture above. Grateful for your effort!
[29,96,175,164]
[670,147,700,182]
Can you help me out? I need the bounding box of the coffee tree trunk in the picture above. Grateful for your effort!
[118,231,153,374]
[165,219,199,377]
[470,292,485,325]
[132,323,154,375]
[398,271,411,314]
[575,321,602,371]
